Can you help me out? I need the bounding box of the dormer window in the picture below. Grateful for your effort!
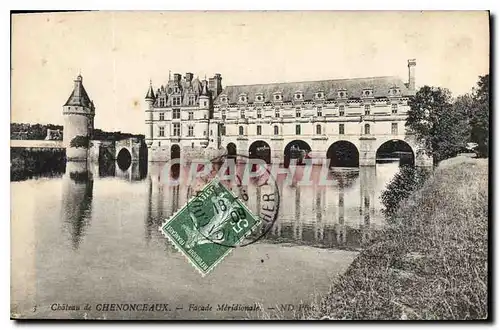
[273,92,282,102]
[220,95,228,103]
[294,92,303,100]
[338,89,347,99]
[239,94,247,103]
[362,89,373,98]
[315,91,325,99]
[255,94,264,102]
[389,87,401,96]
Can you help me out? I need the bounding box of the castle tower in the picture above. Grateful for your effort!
[63,74,95,161]
[145,81,156,151]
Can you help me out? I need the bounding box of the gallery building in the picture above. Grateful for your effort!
[144,59,431,167]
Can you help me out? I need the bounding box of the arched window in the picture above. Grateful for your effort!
[364,123,371,135]
[274,125,279,135]
[239,126,244,135]
[316,124,322,135]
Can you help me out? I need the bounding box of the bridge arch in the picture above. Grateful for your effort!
[116,147,132,170]
[249,140,271,164]
[226,142,237,159]
[376,139,415,166]
[170,144,180,160]
[284,140,312,167]
[327,140,359,168]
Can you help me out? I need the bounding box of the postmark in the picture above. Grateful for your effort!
[159,177,262,276]
[186,154,281,248]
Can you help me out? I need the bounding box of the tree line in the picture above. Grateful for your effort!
[11,123,144,142]
[11,123,63,140]
[406,74,489,164]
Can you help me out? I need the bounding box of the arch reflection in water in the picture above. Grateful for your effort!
[61,161,94,250]
[114,160,147,182]
[265,165,383,249]
[144,162,400,250]
[116,148,132,170]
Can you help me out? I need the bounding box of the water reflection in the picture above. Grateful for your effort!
[61,162,94,249]
[144,163,399,250]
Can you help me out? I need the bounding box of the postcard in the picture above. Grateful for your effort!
[10,11,490,320]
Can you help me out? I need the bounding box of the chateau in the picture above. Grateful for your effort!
[145,59,431,167]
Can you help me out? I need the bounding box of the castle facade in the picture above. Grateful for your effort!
[144,59,431,166]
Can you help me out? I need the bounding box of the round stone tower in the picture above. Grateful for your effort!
[63,74,95,160]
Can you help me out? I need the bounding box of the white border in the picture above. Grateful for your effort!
[4,2,498,329]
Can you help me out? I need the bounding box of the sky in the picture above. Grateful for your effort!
[11,11,489,134]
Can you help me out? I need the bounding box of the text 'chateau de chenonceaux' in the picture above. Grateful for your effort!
[61,59,432,167]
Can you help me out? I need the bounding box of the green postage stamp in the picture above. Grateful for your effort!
[160,178,261,276]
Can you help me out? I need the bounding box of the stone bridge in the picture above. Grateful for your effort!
[10,140,64,149]
[219,132,432,167]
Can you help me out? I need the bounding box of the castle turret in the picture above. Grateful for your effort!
[145,81,156,150]
[63,74,95,161]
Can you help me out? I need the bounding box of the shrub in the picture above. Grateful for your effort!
[381,165,431,219]
[69,135,90,148]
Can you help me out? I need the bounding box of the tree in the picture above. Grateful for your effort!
[69,135,90,148]
[406,86,469,164]
[469,74,489,157]
[381,165,431,219]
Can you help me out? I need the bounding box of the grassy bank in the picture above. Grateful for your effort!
[308,156,488,320]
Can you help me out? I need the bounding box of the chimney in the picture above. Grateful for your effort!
[173,73,181,82]
[208,73,223,98]
[185,72,194,82]
[407,59,416,91]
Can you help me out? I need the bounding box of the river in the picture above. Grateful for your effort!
[11,158,401,320]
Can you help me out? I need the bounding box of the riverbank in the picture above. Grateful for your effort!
[306,156,488,320]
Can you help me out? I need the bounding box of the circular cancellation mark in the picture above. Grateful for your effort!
[184,153,280,248]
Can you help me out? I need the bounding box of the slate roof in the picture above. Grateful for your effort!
[145,84,156,100]
[214,75,412,105]
[64,75,93,107]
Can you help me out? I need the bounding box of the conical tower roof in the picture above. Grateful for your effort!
[145,81,156,100]
[64,75,92,107]
[201,79,210,96]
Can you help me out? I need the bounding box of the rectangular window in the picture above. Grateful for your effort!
[159,112,165,121]
[240,109,245,119]
[220,125,226,136]
[317,107,322,117]
[257,108,262,119]
[391,104,398,114]
[296,124,301,135]
[173,97,181,106]
[173,123,180,136]
[188,96,195,106]
[275,109,280,118]
[339,123,345,135]
[257,125,262,135]
[159,99,165,107]
[173,108,180,119]
[274,125,279,135]
[339,105,345,116]
[188,126,194,137]
[222,110,226,120]
[391,123,398,135]
[296,109,301,118]
[188,111,194,120]
[159,126,165,137]
[364,104,371,115]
